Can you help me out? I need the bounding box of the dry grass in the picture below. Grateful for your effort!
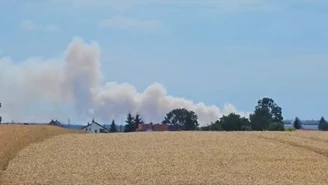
[0,125,83,180]
[2,131,328,185]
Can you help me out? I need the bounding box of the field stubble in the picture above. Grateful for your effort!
[2,131,328,185]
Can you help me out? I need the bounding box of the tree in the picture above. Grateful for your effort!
[249,97,283,131]
[318,117,328,131]
[184,111,199,130]
[293,117,302,129]
[240,117,252,131]
[110,119,117,133]
[322,122,328,131]
[220,113,239,131]
[249,108,270,131]
[219,113,251,131]
[200,123,212,131]
[162,108,199,130]
[268,122,285,131]
[134,113,143,130]
[200,120,224,131]
[211,120,224,131]
[124,112,135,132]
[221,114,239,131]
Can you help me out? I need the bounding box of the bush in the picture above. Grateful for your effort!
[268,122,285,131]
[200,126,210,131]
[321,123,328,131]
[285,127,295,132]
[293,117,302,129]
[318,117,328,131]
[240,125,252,131]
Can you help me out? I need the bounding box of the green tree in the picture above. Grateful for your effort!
[293,117,302,129]
[110,119,117,133]
[268,122,285,131]
[124,112,135,132]
[211,120,224,131]
[322,123,328,131]
[240,117,252,131]
[221,113,239,131]
[162,108,199,130]
[200,120,224,131]
[134,113,143,130]
[249,108,270,131]
[318,117,328,131]
[249,97,283,131]
[220,113,251,131]
[200,124,212,131]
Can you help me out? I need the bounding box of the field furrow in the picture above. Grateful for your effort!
[287,131,328,144]
[256,132,328,158]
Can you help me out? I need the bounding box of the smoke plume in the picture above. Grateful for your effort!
[0,37,249,125]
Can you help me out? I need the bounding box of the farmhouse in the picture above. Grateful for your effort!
[82,119,110,133]
[137,123,169,132]
[48,119,63,127]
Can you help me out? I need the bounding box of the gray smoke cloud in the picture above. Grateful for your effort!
[0,37,249,125]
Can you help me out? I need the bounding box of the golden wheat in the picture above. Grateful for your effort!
[2,131,328,185]
[0,125,82,182]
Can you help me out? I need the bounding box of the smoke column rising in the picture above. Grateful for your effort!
[0,37,249,124]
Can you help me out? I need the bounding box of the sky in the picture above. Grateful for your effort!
[0,0,327,125]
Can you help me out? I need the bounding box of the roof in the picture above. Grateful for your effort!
[82,119,110,132]
[137,124,152,131]
[48,119,63,127]
[153,124,169,131]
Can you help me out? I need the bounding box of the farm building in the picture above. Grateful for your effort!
[82,119,110,133]
[48,120,64,127]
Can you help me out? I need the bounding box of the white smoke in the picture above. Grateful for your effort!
[0,37,249,125]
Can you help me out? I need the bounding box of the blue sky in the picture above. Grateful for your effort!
[0,0,328,124]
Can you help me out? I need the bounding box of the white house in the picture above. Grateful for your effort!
[82,119,110,133]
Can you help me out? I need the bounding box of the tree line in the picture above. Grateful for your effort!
[109,112,144,132]
[108,97,328,133]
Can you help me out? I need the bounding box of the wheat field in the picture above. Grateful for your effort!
[0,125,82,183]
[2,131,328,185]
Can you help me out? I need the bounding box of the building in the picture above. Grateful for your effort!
[82,119,110,133]
[137,123,169,132]
[48,119,64,127]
